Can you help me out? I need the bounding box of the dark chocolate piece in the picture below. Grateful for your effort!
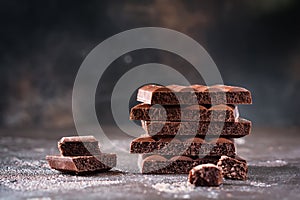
[46,153,116,174]
[141,155,193,174]
[141,154,245,174]
[188,164,223,186]
[130,104,239,122]
[130,136,236,156]
[217,155,248,180]
[137,84,252,105]
[141,118,251,137]
[58,136,101,156]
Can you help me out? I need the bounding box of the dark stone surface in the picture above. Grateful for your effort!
[1,127,300,199]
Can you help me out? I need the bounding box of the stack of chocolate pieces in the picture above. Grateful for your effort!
[46,136,116,174]
[130,84,251,180]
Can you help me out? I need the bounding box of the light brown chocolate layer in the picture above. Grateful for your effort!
[46,153,116,174]
[137,84,252,105]
[141,118,251,137]
[130,136,236,156]
[130,104,239,122]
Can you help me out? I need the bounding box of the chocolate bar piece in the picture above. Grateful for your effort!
[141,154,246,174]
[58,136,101,156]
[137,84,252,105]
[188,164,223,186]
[46,153,116,174]
[141,118,251,137]
[130,136,236,156]
[217,155,248,180]
[130,104,239,122]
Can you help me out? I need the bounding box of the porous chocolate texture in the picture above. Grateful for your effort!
[137,84,252,105]
[140,154,246,174]
[58,136,101,156]
[217,155,248,180]
[141,118,251,137]
[46,153,116,174]
[130,136,236,156]
[188,164,223,187]
[130,104,239,122]
[142,155,200,174]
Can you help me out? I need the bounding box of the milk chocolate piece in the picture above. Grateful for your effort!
[141,154,245,174]
[139,84,252,105]
[141,118,251,137]
[58,136,101,156]
[188,164,223,186]
[130,136,236,156]
[46,153,116,174]
[130,104,239,122]
[217,155,248,180]
[141,155,193,174]
[137,84,252,105]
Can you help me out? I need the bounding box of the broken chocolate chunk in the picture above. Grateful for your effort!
[58,136,101,156]
[189,164,223,186]
[46,153,116,174]
[217,155,248,180]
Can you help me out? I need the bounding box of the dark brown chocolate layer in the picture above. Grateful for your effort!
[141,154,246,174]
[130,136,236,156]
[137,84,252,105]
[217,155,248,180]
[141,118,251,137]
[58,136,101,156]
[46,153,116,174]
[188,164,223,186]
[130,104,239,122]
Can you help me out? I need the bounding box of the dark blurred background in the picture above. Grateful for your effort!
[0,0,299,129]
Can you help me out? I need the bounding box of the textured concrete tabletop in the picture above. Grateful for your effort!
[1,127,300,200]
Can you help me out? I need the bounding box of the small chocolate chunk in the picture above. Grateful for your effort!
[188,164,223,187]
[217,155,248,180]
[46,153,116,174]
[58,136,101,156]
